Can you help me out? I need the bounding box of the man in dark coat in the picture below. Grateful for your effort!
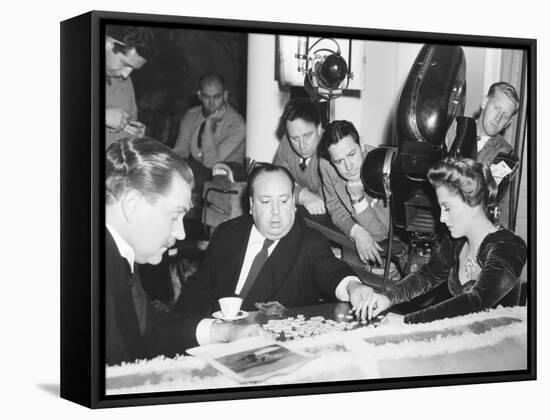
[105,137,265,365]
[179,164,374,316]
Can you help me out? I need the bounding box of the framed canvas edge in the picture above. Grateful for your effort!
[61,10,94,408]
[60,9,537,409]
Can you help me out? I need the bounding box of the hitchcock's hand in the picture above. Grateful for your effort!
[347,282,375,316]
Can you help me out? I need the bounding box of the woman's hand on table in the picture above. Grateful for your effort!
[362,293,392,321]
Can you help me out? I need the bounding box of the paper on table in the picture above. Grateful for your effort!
[187,337,316,383]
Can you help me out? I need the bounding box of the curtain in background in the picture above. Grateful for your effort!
[500,49,528,283]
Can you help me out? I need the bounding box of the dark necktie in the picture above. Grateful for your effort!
[299,158,307,171]
[128,266,147,336]
[197,121,206,150]
[239,238,274,299]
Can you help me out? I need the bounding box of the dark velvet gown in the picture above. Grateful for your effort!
[383,228,527,324]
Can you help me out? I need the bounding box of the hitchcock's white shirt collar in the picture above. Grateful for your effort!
[106,223,136,273]
[248,224,279,251]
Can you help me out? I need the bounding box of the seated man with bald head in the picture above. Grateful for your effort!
[178,164,374,316]
[173,72,246,195]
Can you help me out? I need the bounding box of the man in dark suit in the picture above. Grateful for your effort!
[105,137,266,365]
[179,164,374,316]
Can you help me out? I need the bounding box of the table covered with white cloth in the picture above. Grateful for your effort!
[106,305,527,395]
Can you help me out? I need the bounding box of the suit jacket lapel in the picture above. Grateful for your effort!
[105,228,142,353]
[220,217,254,297]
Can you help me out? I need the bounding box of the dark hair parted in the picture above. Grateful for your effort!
[281,97,321,128]
[318,120,360,161]
[198,72,226,91]
[105,25,155,60]
[487,81,520,116]
[247,164,295,199]
[105,137,194,205]
[428,157,498,221]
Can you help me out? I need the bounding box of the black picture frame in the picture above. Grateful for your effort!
[60,10,536,409]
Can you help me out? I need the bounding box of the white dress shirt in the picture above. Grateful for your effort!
[234,225,280,294]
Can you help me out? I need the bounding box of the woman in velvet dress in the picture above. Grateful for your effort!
[357,157,527,324]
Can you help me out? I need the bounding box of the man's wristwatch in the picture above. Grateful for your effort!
[351,194,365,205]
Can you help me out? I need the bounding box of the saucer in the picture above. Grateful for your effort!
[212,310,249,321]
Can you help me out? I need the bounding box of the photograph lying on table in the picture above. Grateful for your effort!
[60,9,536,409]
[187,337,315,383]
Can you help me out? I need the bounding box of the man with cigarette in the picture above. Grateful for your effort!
[178,164,374,316]
[105,25,153,149]
[105,137,266,365]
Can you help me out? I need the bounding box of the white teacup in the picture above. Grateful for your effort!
[218,297,243,318]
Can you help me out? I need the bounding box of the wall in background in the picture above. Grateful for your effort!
[247,37,491,162]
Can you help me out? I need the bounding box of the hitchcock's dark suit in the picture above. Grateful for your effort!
[105,228,200,365]
[178,214,356,316]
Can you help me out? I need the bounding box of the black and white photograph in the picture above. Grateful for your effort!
[38,1,545,416]
[79,15,535,403]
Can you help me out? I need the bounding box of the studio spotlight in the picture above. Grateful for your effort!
[296,37,353,102]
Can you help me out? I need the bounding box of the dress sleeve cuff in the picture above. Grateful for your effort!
[335,276,362,301]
